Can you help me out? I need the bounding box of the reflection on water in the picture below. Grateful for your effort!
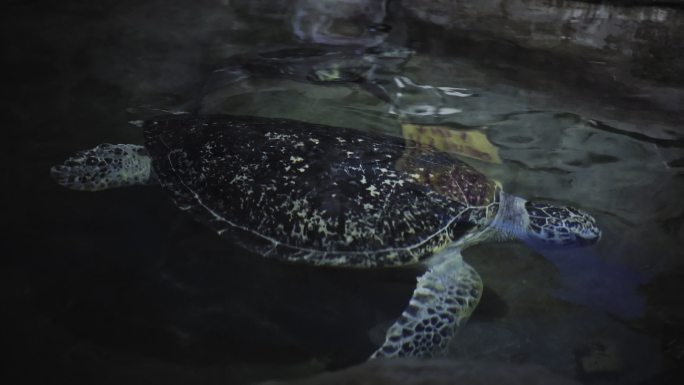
[401,123,501,164]
[7,1,684,384]
[201,43,414,108]
[388,75,474,121]
[203,44,482,125]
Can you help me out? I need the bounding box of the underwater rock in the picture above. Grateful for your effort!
[291,0,388,46]
[400,0,684,84]
[574,340,623,379]
[229,0,389,46]
[259,358,581,385]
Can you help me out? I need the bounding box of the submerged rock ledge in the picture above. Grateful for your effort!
[259,358,581,385]
[400,0,684,85]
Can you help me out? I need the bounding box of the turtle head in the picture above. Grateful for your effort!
[523,201,601,247]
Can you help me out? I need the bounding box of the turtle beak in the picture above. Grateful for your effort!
[571,209,601,246]
[577,225,601,246]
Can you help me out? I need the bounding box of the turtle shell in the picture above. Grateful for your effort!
[144,115,500,267]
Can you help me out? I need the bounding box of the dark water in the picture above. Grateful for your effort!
[5,1,684,384]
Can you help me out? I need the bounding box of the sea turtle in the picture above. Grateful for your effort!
[50,114,601,358]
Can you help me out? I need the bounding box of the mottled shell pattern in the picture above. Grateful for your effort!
[144,115,501,267]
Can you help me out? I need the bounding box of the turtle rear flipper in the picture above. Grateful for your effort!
[51,144,154,191]
[371,252,482,358]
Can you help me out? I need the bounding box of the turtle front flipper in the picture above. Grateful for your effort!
[51,144,155,191]
[371,254,482,358]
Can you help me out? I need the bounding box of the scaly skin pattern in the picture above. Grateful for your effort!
[525,201,601,246]
[371,255,483,358]
[51,144,152,191]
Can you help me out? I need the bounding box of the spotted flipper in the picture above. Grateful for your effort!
[371,253,482,358]
[51,144,154,191]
